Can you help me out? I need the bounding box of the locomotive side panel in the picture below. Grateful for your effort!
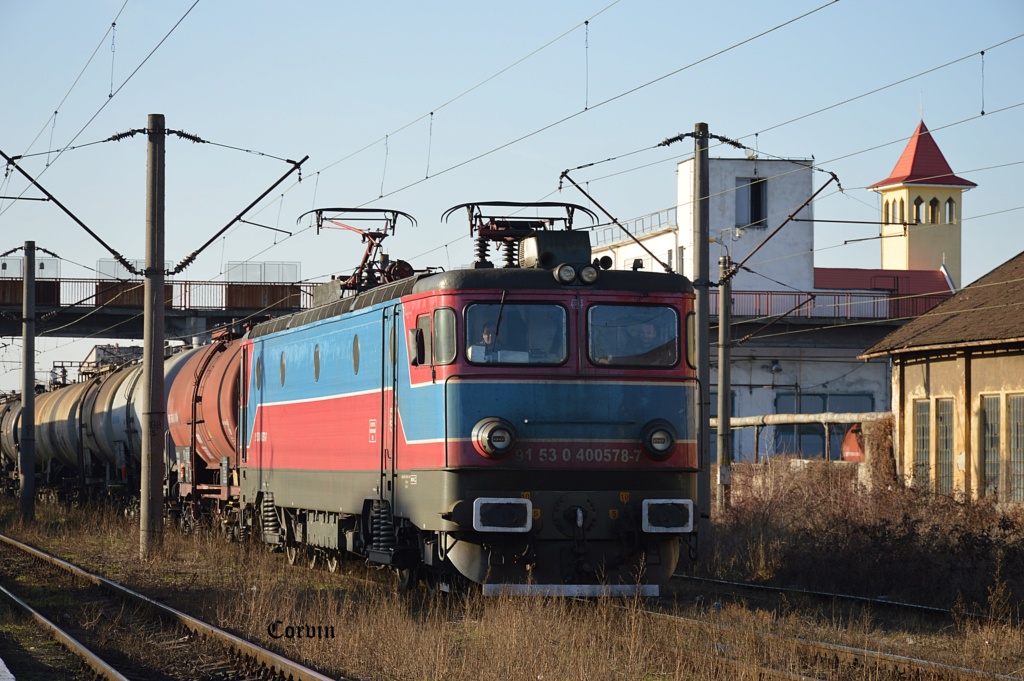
[241,308,397,514]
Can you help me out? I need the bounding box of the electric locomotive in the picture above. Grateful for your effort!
[230,203,699,594]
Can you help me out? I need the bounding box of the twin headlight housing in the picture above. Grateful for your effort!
[554,263,599,285]
[473,417,676,461]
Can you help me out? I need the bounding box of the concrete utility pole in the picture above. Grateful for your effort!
[140,114,166,558]
[716,254,732,511]
[693,123,711,536]
[19,241,35,521]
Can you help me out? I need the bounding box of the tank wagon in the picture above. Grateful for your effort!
[0,348,200,496]
[6,202,702,595]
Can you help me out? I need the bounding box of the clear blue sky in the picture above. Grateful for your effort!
[1,0,1022,388]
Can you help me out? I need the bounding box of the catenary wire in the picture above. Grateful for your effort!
[9,6,1023,373]
[0,0,201,219]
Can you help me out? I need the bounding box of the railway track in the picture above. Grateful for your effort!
[654,604,1021,680]
[657,577,1021,680]
[671,574,957,625]
[0,532,342,681]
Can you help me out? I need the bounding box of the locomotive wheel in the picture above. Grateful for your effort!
[325,554,340,573]
[285,544,299,566]
[308,551,319,570]
[396,567,419,592]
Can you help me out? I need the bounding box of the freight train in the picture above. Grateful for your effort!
[0,202,701,595]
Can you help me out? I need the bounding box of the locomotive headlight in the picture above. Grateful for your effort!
[641,420,676,459]
[578,265,599,284]
[554,263,577,284]
[472,417,518,458]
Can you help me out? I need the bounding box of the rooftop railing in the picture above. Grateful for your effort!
[710,289,951,321]
[0,278,950,323]
[591,207,677,247]
[0,278,320,312]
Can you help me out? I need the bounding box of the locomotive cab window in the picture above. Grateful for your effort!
[413,314,432,365]
[588,304,679,367]
[465,303,567,365]
[433,307,456,365]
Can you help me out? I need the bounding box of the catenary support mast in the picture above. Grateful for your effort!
[140,114,166,558]
[19,241,35,521]
[693,123,711,541]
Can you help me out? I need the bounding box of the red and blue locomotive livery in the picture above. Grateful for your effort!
[4,202,701,595]
[235,203,700,594]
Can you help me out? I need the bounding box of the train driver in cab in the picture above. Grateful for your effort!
[634,322,659,353]
[481,323,496,349]
[468,322,497,362]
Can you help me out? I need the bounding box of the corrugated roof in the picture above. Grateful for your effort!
[862,251,1024,357]
[814,267,953,296]
[868,121,977,190]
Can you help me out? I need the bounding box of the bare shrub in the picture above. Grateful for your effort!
[710,457,1024,610]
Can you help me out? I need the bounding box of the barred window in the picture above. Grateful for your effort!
[1009,395,1024,503]
[983,396,1001,500]
[913,400,930,488]
[936,398,954,495]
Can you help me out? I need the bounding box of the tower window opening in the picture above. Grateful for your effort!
[929,198,940,224]
[883,200,890,224]
[945,198,956,224]
[913,197,924,224]
[736,177,767,229]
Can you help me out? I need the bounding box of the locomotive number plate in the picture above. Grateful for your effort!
[514,447,642,464]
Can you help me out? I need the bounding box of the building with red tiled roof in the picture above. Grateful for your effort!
[868,121,976,289]
[868,121,977,190]
[861,251,1024,503]
[813,267,953,319]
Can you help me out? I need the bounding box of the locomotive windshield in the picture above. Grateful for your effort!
[588,304,679,366]
[466,303,567,364]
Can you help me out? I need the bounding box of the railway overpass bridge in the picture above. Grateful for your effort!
[0,277,319,341]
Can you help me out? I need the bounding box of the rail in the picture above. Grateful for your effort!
[0,532,339,681]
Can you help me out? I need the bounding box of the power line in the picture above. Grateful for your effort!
[0,0,201,218]
[223,1,844,278]
[311,0,625,178]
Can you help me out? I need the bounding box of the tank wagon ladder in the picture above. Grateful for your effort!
[73,374,103,494]
[180,336,229,527]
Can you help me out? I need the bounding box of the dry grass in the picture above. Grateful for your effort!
[2,459,1024,679]
[711,458,1024,613]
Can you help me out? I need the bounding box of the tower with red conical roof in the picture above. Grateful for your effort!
[869,121,976,289]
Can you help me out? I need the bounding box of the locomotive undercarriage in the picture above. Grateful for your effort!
[240,468,695,594]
